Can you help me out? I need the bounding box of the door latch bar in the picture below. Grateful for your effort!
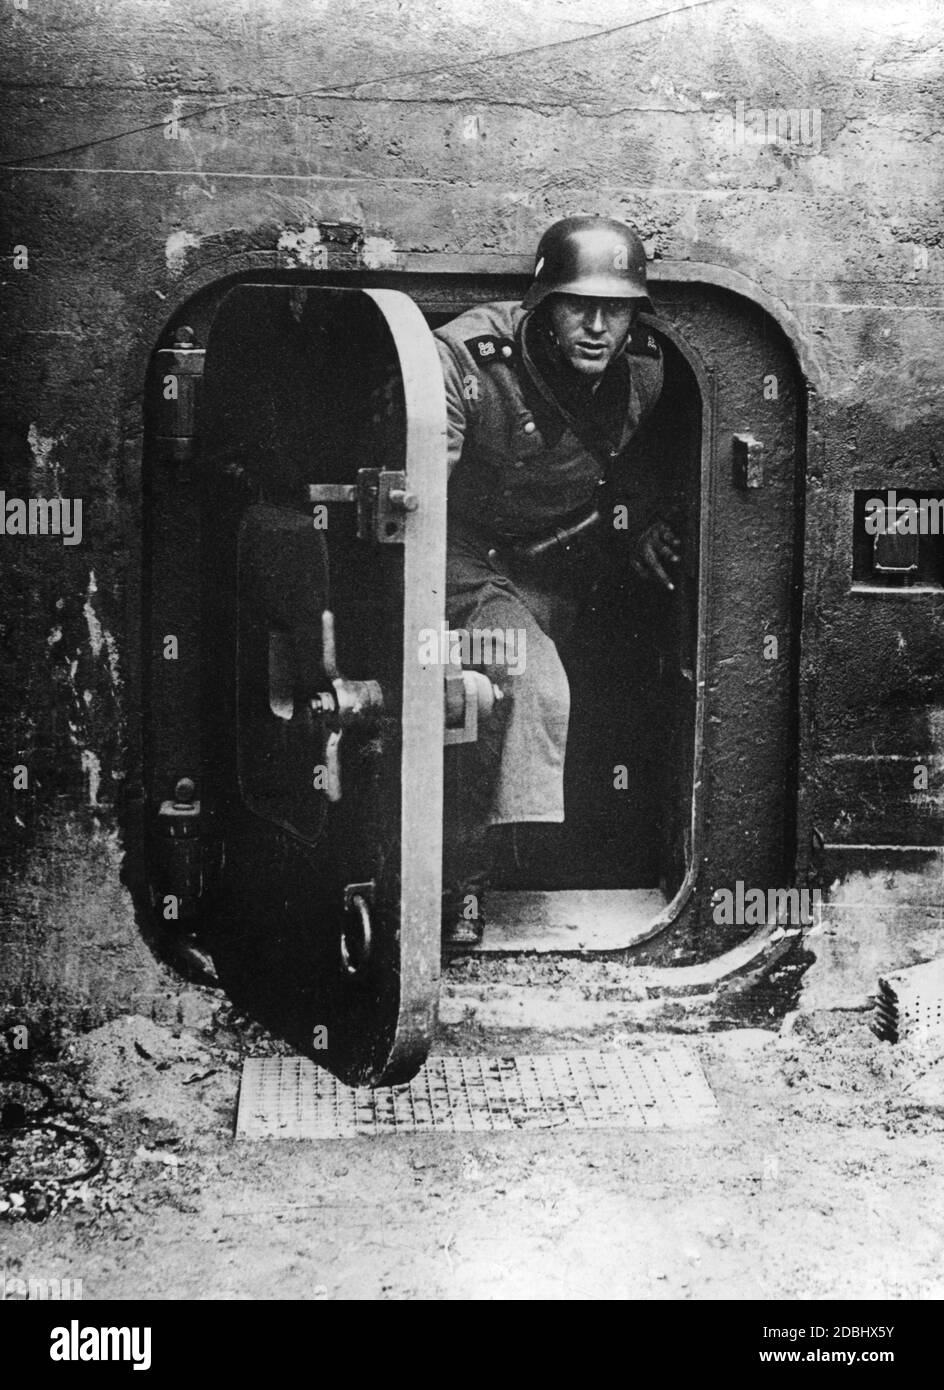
[310,615,503,798]
[444,668,502,746]
[307,470,418,544]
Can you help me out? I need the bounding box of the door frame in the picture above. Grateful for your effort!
[124,250,815,963]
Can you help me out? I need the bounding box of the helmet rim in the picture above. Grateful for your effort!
[521,215,652,313]
[522,279,653,312]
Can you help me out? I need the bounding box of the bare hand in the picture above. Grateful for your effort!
[630,520,682,591]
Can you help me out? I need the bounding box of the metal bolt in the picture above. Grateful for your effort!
[173,777,196,806]
[388,489,419,512]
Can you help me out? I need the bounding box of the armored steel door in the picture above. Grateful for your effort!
[150,285,447,1086]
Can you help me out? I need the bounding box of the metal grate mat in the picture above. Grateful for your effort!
[236,1045,719,1138]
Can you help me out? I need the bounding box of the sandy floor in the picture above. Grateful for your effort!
[1,969,942,1301]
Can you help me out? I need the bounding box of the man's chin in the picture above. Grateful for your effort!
[564,354,610,377]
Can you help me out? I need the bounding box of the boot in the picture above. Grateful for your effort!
[441,658,511,953]
[441,745,496,953]
[441,822,492,951]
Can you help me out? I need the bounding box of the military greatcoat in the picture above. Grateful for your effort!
[434,299,664,825]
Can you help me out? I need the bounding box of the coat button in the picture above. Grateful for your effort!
[514,459,525,469]
[523,421,536,434]
[502,345,512,358]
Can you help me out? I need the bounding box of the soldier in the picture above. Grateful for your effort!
[435,214,681,950]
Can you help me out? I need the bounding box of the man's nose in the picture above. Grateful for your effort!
[584,305,606,334]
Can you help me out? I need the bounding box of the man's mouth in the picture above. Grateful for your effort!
[575,342,607,358]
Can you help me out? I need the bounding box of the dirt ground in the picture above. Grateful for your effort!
[2,961,943,1302]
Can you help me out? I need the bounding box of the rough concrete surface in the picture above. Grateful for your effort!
[1,973,942,1300]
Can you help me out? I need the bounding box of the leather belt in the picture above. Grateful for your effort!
[450,503,602,564]
[513,505,602,560]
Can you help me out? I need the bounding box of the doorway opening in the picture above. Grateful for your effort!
[422,308,705,953]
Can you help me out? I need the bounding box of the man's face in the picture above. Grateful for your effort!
[545,293,636,377]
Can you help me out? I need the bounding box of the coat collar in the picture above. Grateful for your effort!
[516,308,643,461]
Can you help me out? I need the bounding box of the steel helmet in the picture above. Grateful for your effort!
[521,216,652,312]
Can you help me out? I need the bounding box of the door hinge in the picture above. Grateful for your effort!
[153,778,218,920]
[154,326,205,466]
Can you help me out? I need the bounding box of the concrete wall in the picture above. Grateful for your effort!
[1,0,942,1019]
